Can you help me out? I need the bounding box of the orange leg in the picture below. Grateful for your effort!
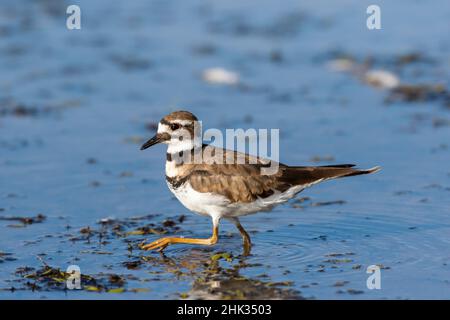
[141,220,219,252]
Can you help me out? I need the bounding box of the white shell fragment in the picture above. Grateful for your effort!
[202,67,239,85]
[364,70,400,89]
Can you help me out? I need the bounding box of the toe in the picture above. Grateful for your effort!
[141,238,171,251]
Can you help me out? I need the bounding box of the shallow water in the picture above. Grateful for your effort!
[0,0,449,299]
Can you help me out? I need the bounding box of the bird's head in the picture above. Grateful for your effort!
[140,110,201,153]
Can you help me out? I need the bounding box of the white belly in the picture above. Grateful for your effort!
[224,185,305,217]
[167,181,229,219]
[166,180,306,219]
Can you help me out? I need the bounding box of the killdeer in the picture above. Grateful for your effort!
[139,110,380,254]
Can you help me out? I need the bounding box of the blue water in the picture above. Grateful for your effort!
[0,0,449,299]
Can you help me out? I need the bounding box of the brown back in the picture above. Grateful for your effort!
[172,145,379,203]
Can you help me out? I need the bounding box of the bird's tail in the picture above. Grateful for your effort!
[282,164,381,186]
[316,164,381,178]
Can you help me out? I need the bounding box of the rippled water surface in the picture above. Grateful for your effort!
[0,0,449,299]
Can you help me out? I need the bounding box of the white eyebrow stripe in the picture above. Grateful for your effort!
[175,120,194,126]
[158,120,196,133]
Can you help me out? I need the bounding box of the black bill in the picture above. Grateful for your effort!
[140,133,168,150]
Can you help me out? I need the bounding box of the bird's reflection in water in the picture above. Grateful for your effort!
[141,247,302,300]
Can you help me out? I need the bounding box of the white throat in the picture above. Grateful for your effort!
[167,139,201,154]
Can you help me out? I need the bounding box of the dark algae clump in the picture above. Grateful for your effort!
[0,214,46,227]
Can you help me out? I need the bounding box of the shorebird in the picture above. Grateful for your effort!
[139,110,379,254]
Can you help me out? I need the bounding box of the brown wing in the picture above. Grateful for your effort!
[188,167,285,203]
[182,146,283,202]
[185,146,380,203]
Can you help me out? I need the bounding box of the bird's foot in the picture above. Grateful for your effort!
[140,235,218,253]
[140,237,173,252]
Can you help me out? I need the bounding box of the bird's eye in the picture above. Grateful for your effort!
[170,123,181,131]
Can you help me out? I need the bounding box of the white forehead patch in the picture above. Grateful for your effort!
[157,123,170,133]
